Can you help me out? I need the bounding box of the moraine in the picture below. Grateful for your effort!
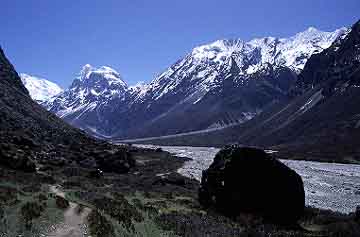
[137,145,360,214]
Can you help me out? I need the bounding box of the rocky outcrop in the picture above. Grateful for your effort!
[199,146,305,224]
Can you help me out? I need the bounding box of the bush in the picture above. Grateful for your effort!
[327,221,360,237]
[20,201,44,229]
[88,210,115,237]
[93,196,143,231]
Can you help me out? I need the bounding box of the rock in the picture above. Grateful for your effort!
[55,195,70,209]
[79,157,97,169]
[38,164,54,172]
[199,146,305,224]
[88,169,103,179]
[0,205,4,220]
[46,156,67,166]
[355,206,360,222]
[96,149,135,174]
[155,147,163,152]
[153,173,187,186]
[63,166,82,177]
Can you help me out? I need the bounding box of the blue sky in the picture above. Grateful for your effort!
[0,0,359,88]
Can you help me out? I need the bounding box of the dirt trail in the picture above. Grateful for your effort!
[48,185,92,237]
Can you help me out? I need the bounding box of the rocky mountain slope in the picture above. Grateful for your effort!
[43,27,346,139]
[138,20,360,163]
[20,73,63,102]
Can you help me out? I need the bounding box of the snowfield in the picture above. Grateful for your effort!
[20,73,63,102]
[137,145,360,213]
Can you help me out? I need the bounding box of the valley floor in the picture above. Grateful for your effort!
[136,145,360,214]
[0,147,359,236]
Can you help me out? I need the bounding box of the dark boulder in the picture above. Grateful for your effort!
[96,149,135,174]
[355,206,360,222]
[155,147,163,152]
[63,166,83,177]
[0,205,3,220]
[46,156,67,167]
[153,173,187,186]
[55,195,70,209]
[79,157,97,169]
[199,145,305,224]
[88,169,103,179]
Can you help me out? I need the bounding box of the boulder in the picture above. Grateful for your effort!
[96,149,135,174]
[0,205,3,220]
[355,205,360,222]
[46,156,67,166]
[153,173,187,186]
[155,147,163,152]
[55,195,70,209]
[88,169,103,179]
[199,145,305,224]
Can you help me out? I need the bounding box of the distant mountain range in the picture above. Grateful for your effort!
[19,26,346,140]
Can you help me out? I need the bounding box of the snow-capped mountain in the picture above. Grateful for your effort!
[164,20,360,162]
[44,64,129,136]
[137,27,346,102]
[20,73,63,102]
[45,26,348,139]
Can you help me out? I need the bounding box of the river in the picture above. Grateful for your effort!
[137,145,360,214]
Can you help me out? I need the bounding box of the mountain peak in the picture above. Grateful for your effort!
[306,26,319,32]
[76,64,127,88]
[191,38,246,63]
[80,64,93,78]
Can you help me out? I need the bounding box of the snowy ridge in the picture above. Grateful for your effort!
[79,64,127,87]
[131,27,347,103]
[20,73,63,102]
